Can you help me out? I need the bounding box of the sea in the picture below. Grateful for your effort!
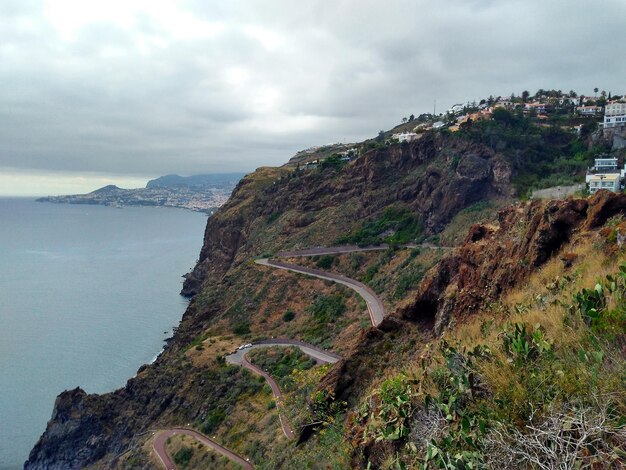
[0,198,208,469]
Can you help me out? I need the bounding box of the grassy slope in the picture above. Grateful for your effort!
[343,217,626,469]
[118,116,622,468]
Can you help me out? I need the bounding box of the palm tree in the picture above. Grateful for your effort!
[594,87,599,98]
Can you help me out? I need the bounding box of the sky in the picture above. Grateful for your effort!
[1,0,625,195]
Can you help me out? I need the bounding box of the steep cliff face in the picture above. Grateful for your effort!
[182,133,512,296]
[401,190,626,334]
[26,132,523,469]
[317,191,626,406]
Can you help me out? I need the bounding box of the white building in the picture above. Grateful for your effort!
[447,104,465,114]
[524,102,548,114]
[588,173,621,194]
[606,102,626,116]
[397,132,419,143]
[593,157,618,172]
[577,105,602,116]
[602,101,626,129]
[586,157,624,193]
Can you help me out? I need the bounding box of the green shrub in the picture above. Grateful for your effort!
[315,255,335,269]
[173,446,193,466]
[394,265,425,299]
[267,211,282,224]
[247,347,315,390]
[502,323,553,366]
[232,321,251,335]
[570,262,626,339]
[336,206,422,246]
[307,294,346,323]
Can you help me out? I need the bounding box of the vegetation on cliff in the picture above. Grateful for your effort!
[26,108,626,470]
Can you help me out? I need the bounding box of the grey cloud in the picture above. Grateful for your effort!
[1,0,625,178]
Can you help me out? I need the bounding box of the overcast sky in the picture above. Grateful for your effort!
[1,0,625,195]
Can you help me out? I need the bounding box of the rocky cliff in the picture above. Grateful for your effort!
[27,128,621,469]
[316,191,626,408]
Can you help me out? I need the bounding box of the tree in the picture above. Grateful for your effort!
[375,130,385,142]
[409,114,415,122]
[522,90,530,102]
[594,87,598,98]
[493,108,516,125]
[402,117,408,123]
[569,90,577,98]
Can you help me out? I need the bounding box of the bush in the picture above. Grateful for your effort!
[307,294,346,323]
[267,211,282,224]
[315,255,335,269]
[283,309,295,322]
[336,205,422,246]
[247,347,315,390]
[232,321,251,335]
[173,447,193,466]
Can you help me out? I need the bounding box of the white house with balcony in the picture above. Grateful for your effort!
[577,105,602,116]
[602,101,626,129]
[586,157,625,193]
[588,173,621,194]
[592,157,618,172]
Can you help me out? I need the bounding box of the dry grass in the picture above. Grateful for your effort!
[186,335,239,368]
[164,433,241,470]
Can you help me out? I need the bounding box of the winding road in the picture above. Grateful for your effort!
[256,258,384,327]
[226,340,341,439]
[153,245,395,469]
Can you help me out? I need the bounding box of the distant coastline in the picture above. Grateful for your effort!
[37,172,245,214]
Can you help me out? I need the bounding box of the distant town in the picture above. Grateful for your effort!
[37,173,245,214]
[290,89,626,196]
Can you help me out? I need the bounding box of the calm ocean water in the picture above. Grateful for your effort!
[0,198,207,469]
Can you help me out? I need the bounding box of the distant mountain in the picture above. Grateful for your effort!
[90,185,122,194]
[146,173,246,189]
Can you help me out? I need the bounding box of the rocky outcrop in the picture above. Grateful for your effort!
[182,133,513,296]
[314,191,626,411]
[400,191,626,334]
[25,388,114,470]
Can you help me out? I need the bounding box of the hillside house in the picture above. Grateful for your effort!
[577,105,602,116]
[524,102,551,115]
[588,173,621,194]
[592,157,618,172]
[303,160,319,170]
[494,100,514,110]
[602,101,626,129]
[586,157,625,194]
[392,132,419,143]
[447,104,465,114]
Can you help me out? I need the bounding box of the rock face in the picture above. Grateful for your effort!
[25,389,108,470]
[400,191,626,334]
[27,132,517,468]
[182,133,512,296]
[316,191,626,405]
